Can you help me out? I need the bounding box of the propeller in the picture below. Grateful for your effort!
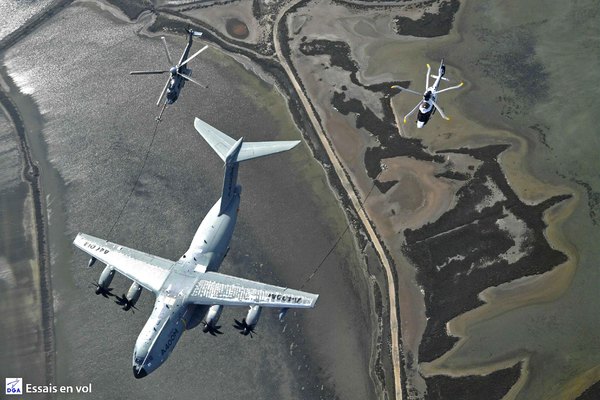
[233,319,257,338]
[178,72,207,88]
[436,81,464,94]
[179,45,209,67]
[390,85,421,96]
[130,70,169,75]
[403,102,421,124]
[431,99,450,120]
[202,322,224,336]
[161,36,173,65]
[89,282,114,298]
[156,77,171,106]
[131,34,209,107]
[114,294,138,312]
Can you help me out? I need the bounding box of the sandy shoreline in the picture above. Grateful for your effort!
[0,67,55,392]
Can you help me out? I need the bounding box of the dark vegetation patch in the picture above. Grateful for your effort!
[435,170,471,181]
[393,0,460,38]
[403,145,571,362]
[106,0,148,20]
[575,379,600,400]
[425,361,523,400]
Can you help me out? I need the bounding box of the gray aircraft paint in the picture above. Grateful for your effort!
[73,117,318,378]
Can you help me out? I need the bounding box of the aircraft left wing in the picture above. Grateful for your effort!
[73,233,174,294]
[188,272,318,308]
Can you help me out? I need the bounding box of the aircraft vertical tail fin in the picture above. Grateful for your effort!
[193,117,300,214]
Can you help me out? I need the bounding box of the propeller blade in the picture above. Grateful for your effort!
[426,63,431,89]
[91,282,114,297]
[391,85,422,96]
[179,45,209,67]
[156,77,170,107]
[436,81,464,94]
[431,99,450,120]
[161,36,173,65]
[403,102,421,124]
[177,72,207,89]
[233,319,244,329]
[130,70,169,75]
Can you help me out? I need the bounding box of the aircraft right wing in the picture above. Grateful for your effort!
[188,272,318,309]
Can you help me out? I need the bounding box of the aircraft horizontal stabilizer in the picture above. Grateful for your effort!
[194,117,300,163]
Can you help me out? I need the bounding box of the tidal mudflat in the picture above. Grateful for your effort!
[1,2,383,399]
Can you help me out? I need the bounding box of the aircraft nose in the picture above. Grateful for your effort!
[417,121,425,128]
[133,366,148,379]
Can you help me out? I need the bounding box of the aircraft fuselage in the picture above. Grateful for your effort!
[132,187,241,378]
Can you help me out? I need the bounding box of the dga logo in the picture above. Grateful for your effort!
[5,378,22,395]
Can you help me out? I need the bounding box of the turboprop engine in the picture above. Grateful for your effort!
[233,305,261,337]
[94,265,115,297]
[202,305,223,336]
[116,282,142,310]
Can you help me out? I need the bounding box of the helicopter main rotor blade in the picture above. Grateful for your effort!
[431,99,450,120]
[178,72,207,89]
[161,36,174,65]
[156,77,170,107]
[403,102,421,124]
[179,45,209,67]
[130,70,169,75]
[436,81,464,94]
[425,63,431,89]
[391,85,422,96]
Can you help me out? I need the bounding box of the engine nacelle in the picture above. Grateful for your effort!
[204,305,223,329]
[97,265,115,293]
[246,305,261,327]
[125,282,142,307]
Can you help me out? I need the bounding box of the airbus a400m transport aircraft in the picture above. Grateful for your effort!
[74,118,319,378]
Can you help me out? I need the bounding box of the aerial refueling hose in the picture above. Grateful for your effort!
[106,104,167,239]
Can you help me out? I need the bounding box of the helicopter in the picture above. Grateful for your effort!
[391,59,463,128]
[130,29,209,106]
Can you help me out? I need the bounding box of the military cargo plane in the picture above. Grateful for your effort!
[74,118,319,378]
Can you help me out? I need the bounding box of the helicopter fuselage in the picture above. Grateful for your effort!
[166,35,194,105]
[416,67,444,128]
[166,66,191,104]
